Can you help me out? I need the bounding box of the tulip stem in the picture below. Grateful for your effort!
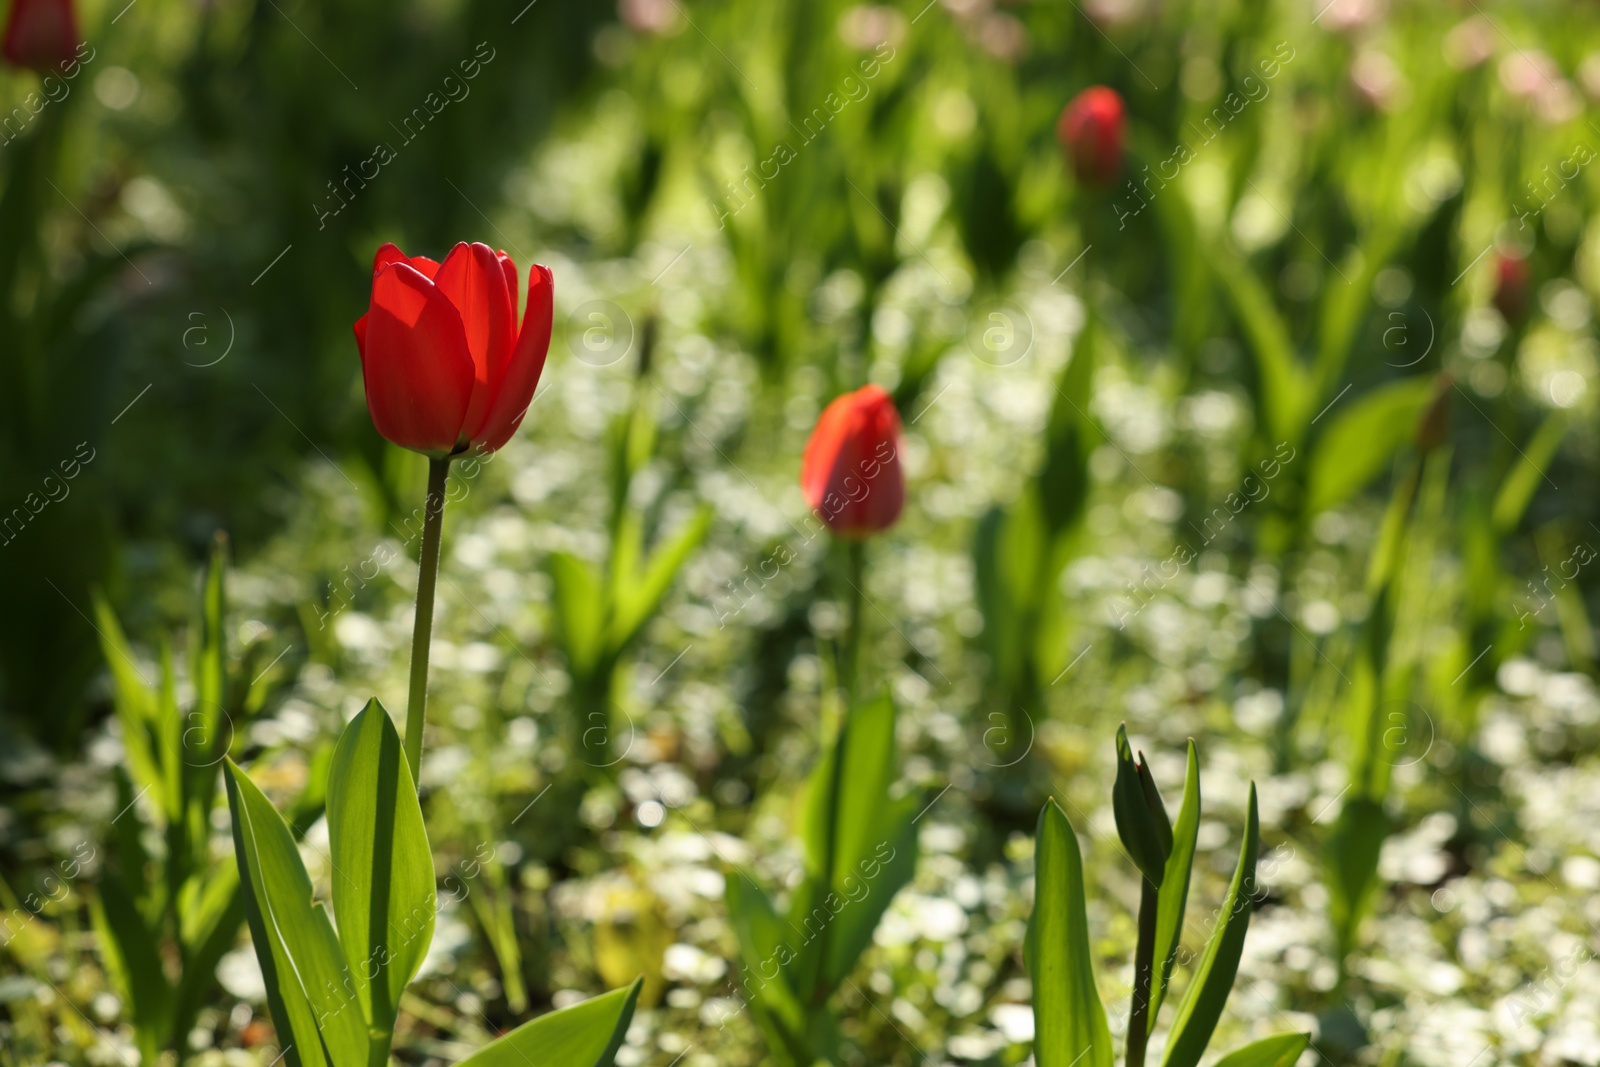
[840,539,866,703]
[403,456,451,788]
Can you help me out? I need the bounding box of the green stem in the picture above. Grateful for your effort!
[1126,878,1160,1067]
[403,456,450,787]
[839,538,866,703]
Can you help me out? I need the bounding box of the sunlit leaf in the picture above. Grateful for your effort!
[1028,799,1113,1067]
[455,980,642,1067]
[1211,1032,1312,1067]
[1149,740,1200,1029]
[224,759,367,1067]
[1158,784,1261,1067]
[326,699,435,1047]
[1305,377,1434,514]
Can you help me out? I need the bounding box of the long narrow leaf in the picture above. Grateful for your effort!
[1159,785,1261,1067]
[1028,799,1113,1067]
[1149,741,1200,1029]
[224,759,367,1067]
[1211,1033,1312,1067]
[326,700,436,1047]
[455,980,642,1067]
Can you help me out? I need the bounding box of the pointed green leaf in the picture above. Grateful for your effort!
[793,693,920,993]
[89,875,173,1032]
[548,552,607,679]
[1325,797,1389,960]
[822,791,919,988]
[1028,799,1113,1067]
[93,595,162,799]
[724,872,805,1033]
[1491,414,1567,534]
[224,759,368,1067]
[1159,784,1261,1067]
[326,700,435,1045]
[1211,1033,1311,1067]
[609,505,712,653]
[1149,740,1199,1029]
[1305,377,1434,514]
[1215,258,1310,443]
[455,980,642,1067]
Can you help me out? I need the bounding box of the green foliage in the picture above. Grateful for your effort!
[725,691,920,1066]
[226,701,640,1066]
[89,537,321,1064]
[1030,730,1294,1067]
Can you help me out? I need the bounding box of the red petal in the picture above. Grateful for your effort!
[353,312,368,357]
[360,263,475,455]
[2,0,77,71]
[800,385,904,538]
[374,242,441,279]
[474,264,553,453]
[436,242,516,441]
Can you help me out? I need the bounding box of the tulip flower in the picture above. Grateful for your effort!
[354,241,553,458]
[1057,85,1125,188]
[353,240,553,781]
[801,384,905,539]
[1491,250,1531,325]
[1,0,77,71]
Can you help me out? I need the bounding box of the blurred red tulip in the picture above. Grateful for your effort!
[1057,86,1125,188]
[1,0,77,71]
[354,242,553,457]
[1492,251,1531,324]
[801,384,905,538]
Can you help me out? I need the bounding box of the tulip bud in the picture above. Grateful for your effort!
[1057,85,1126,188]
[1112,724,1171,885]
[354,242,553,458]
[2,0,78,71]
[1492,250,1532,325]
[800,384,905,539]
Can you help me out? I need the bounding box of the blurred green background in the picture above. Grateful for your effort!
[3,0,1600,1063]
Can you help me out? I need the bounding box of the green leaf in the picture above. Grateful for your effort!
[1113,725,1168,885]
[1149,741,1200,1029]
[1325,796,1389,960]
[822,792,918,989]
[326,700,436,1047]
[1028,799,1113,1067]
[1305,377,1434,515]
[89,874,173,1033]
[92,596,163,812]
[1211,1033,1312,1067]
[609,505,713,654]
[723,874,807,1055]
[548,552,607,679]
[1491,414,1567,534]
[455,980,642,1067]
[224,759,368,1067]
[1215,258,1309,443]
[794,693,920,993]
[1158,784,1261,1067]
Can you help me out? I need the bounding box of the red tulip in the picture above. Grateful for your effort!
[1492,250,1531,324]
[1,0,77,71]
[801,384,905,538]
[1057,85,1125,188]
[354,242,553,457]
